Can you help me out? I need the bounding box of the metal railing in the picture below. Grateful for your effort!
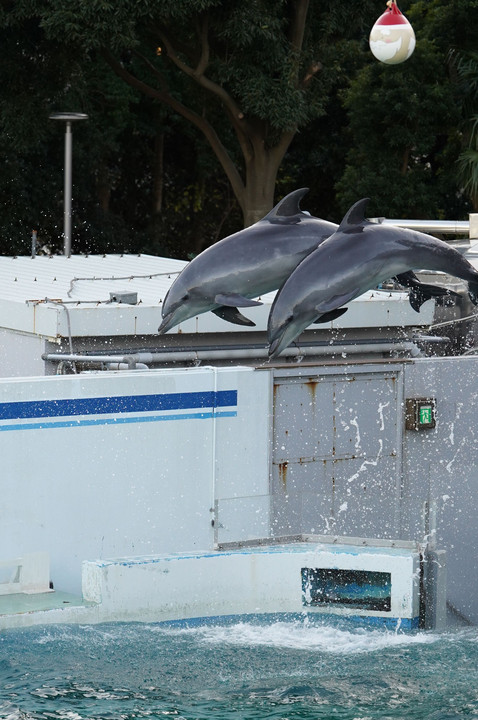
[369,218,474,236]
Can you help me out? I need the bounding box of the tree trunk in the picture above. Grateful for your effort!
[242,159,278,227]
[238,129,296,226]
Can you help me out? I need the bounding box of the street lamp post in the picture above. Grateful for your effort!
[49,112,88,257]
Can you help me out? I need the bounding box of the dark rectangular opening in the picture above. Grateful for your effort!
[301,567,391,612]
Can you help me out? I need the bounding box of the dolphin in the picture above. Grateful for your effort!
[268,198,478,358]
[158,188,338,333]
[158,189,460,334]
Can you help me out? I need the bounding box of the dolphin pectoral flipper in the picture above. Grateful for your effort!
[212,306,256,327]
[311,307,348,324]
[316,289,359,315]
[214,293,263,308]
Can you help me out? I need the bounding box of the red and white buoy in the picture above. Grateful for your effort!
[369,0,416,65]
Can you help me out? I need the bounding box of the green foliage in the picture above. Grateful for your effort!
[0,0,476,257]
[453,49,478,207]
[336,2,476,219]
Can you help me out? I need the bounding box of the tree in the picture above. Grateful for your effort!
[37,0,380,226]
[2,0,475,258]
[0,7,202,256]
[454,50,478,210]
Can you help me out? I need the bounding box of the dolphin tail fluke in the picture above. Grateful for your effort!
[407,286,434,313]
[212,306,256,327]
[469,282,478,305]
[407,284,461,313]
[394,272,461,312]
[311,307,348,324]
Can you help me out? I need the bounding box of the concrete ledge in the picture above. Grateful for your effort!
[82,542,421,627]
[0,542,428,630]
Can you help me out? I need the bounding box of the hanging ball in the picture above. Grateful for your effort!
[369,0,416,65]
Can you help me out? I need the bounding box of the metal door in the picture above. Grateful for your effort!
[272,367,402,539]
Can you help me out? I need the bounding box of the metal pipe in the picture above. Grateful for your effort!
[64,122,73,257]
[369,218,470,235]
[42,353,154,366]
[42,340,423,368]
[49,112,88,256]
[105,362,150,371]
[44,335,446,357]
[43,299,75,359]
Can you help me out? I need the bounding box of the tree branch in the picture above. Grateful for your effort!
[101,49,246,208]
[156,25,247,131]
[154,23,259,170]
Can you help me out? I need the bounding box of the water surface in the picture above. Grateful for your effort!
[0,617,476,719]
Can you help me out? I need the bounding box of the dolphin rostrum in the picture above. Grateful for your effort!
[268,198,478,358]
[158,188,338,333]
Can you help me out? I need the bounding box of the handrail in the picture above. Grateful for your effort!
[369,218,472,235]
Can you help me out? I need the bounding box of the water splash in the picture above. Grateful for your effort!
[187,620,439,654]
[0,621,477,720]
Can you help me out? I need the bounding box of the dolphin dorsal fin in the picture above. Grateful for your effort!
[263,188,310,223]
[337,198,371,233]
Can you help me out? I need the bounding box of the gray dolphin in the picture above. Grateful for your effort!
[158,188,338,333]
[268,198,478,358]
[158,189,460,334]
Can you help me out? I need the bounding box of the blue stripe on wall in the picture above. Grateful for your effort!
[0,390,238,421]
[0,410,238,432]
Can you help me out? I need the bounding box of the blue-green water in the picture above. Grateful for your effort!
[1,618,477,719]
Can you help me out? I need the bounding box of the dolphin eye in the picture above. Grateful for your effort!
[181,293,189,301]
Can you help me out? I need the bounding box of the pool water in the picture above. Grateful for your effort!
[0,617,477,719]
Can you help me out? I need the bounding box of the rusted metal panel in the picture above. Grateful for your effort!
[272,368,402,539]
[273,377,334,463]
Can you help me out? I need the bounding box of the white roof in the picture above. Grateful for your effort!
[0,253,186,304]
[0,253,434,338]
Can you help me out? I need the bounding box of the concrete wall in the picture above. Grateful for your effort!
[402,356,478,624]
[0,366,270,595]
[0,329,46,378]
[2,356,478,623]
[267,357,478,624]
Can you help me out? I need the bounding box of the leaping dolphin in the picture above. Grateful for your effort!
[158,189,338,333]
[158,189,460,334]
[268,198,478,358]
